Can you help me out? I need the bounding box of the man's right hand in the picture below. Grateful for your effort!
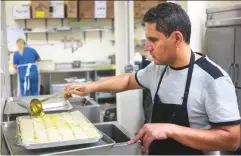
[64,83,90,100]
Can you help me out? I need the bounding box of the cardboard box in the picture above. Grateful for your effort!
[107,1,114,18]
[79,1,94,18]
[134,1,142,19]
[49,1,64,18]
[13,4,31,19]
[67,0,78,18]
[134,1,165,19]
[79,0,114,19]
[31,1,49,18]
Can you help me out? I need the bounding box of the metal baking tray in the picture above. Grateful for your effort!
[15,111,103,150]
[2,121,116,155]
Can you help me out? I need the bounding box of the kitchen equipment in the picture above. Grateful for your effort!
[29,85,85,116]
[4,96,100,123]
[95,122,142,155]
[2,121,141,155]
[103,108,117,122]
[108,54,115,64]
[205,4,241,119]
[72,61,81,68]
[51,83,69,94]
[17,99,73,113]
[2,121,115,155]
[55,62,72,70]
[15,111,104,149]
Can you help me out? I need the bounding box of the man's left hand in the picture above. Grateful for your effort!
[128,123,173,152]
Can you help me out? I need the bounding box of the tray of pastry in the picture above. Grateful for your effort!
[15,111,104,149]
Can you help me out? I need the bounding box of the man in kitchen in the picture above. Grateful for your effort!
[65,2,240,155]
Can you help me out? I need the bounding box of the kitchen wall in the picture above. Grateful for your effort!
[6,1,147,65]
[7,1,241,62]
[6,1,115,64]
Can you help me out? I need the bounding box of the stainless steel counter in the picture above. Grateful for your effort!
[10,67,115,75]
[2,121,141,155]
[9,66,115,97]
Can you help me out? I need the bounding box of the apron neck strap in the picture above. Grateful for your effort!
[154,66,168,97]
[182,51,195,106]
[154,51,195,102]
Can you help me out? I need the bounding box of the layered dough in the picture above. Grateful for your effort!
[18,111,101,144]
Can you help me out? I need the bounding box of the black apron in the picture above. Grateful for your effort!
[148,52,203,155]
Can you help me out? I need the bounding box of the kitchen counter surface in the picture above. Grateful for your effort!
[9,67,115,75]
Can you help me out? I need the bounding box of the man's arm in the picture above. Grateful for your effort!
[129,123,240,152]
[167,75,241,151]
[65,73,143,97]
[89,73,143,92]
[169,124,240,151]
[65,62,156,98]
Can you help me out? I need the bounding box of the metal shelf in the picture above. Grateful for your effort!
[23,28,112,34]
[23,18,115,44]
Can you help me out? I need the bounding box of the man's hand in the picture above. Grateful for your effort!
[64,83,90,100]
[128,123,172,152]
[128,123,240,152]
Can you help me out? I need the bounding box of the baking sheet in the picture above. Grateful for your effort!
[15,111,103,150]
[2,121,116,155]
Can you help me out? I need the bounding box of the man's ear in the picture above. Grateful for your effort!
[171,31,184,48]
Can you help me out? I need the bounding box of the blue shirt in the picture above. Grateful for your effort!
[13,46,40,66]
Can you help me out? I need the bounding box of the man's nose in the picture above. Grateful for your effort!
[144,41,153,52]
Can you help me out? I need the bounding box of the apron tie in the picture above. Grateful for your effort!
[17,63,38,96]
[23,63,32,95]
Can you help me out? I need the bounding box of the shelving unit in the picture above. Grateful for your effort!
[21,18,115,44]
[23,28,112,33]
[11,3,117,108]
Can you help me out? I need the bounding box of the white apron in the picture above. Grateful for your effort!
[17,63,40,96]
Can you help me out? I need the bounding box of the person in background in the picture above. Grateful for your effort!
[13,38,41,96]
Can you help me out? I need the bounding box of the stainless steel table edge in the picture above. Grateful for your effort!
[2,122,15,155]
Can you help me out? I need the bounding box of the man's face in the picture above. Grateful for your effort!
[144,22,177,65]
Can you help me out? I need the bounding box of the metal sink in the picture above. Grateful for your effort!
[95,122,142,155]
[2,121,141,155]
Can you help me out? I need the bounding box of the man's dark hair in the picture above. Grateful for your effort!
[143,2,191,44]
